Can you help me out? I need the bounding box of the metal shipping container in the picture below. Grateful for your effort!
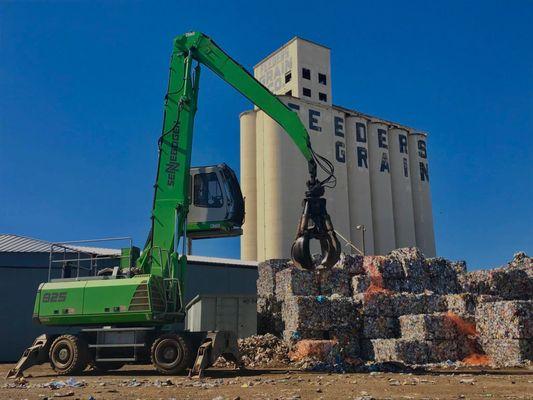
[185,294,257,338]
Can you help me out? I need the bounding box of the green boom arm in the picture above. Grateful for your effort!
[177,32,314,161]
[138,32,322,309]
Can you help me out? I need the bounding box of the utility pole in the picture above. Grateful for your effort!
[356,225,366,255]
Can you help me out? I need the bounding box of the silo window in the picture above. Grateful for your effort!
[303,87,311,97]
[285,71,292,83]
[285,90,292,96]
[318,73,327,85]
[319,92,328,102]
[302,68,311,80]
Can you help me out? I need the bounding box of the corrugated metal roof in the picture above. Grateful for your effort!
[0,234,258,267]
[0,234,120,256]
[0,234,55,253]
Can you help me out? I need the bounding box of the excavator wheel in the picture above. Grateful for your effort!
[49,334,88,375]
[151,333,192,375]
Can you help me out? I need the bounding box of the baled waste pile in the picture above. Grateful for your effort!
[255,249,532,369]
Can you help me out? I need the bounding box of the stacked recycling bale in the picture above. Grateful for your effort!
[256,259,290,334]
[459,252,532,299]
[277,264,362,358]
[371,313,472,364]
[256,249,532,368]
[476,300,532,366]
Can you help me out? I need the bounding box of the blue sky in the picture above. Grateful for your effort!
[1,1,531,270]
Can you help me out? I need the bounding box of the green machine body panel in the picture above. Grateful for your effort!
[34,275,179,326]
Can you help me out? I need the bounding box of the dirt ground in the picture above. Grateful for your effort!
[1,363,532,400]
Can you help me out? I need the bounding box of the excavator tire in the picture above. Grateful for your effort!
[49,335,88,375]
[151,333,192,375]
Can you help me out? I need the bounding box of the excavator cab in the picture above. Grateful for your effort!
[187,163,244,239]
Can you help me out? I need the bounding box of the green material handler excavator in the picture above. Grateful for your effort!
[8,32,340,378]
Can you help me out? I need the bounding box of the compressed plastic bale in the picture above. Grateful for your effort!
[257,295,283,335]
[459,269,492,295]
[282,295,361,336]
[481,338,532,367]
[424,257,462,294]
[459,254,532,300]
[354,292,398,317]
[399,313,458,340]
[334,253,365,275]
[444,293,477,317]
[289,339,341,363]
[316,268,352,296]
[364,255,405,280]
[423,293,449,314]
[388,247,426,272]
[329,295,362,329]
[389,247,426,260]
[394,293,426,316]
[360,277,405,293]
[389,248,430,293]
[476,300,532,340]
[381,278,406,293]
[509,251,532,268]
[275,267,318,301]
[281,295,331,332]
[257,259,290,297]
[331,327,361,358]
[362,315,400,339]
[476,294,502,304]
[352,274,371,294]
[490,267,533,300]
[371,339,430,365]
[496,252,532,300]
[450,260,467,275]
[427,340,461,362]
[359,339,375,360]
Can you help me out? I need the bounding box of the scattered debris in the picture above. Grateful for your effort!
[53,391,74,397]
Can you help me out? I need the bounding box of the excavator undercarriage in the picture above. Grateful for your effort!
[8,329,241,378]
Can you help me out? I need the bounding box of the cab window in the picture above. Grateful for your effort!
[193,173,224,208]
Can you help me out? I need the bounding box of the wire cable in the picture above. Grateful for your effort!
[311,147,337,189]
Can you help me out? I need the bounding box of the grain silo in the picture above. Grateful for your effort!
[240,37,436,260]
[408,132,436,257]
[368,121,396,254]
[388,127,416,248]
[240,111,257,260]
[345,116,375,254]
[254,111,266,261]
[322,108,352,248]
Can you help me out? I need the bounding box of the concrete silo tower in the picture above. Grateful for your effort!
[240,37,436,261]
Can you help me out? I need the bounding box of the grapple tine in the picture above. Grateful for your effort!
[291,190,341,270]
